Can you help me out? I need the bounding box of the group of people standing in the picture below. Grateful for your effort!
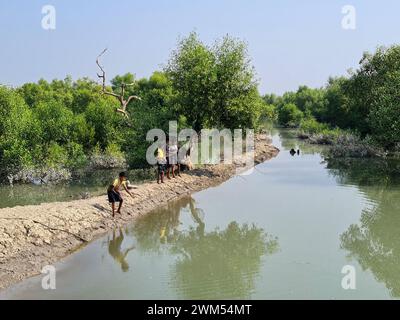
[106,135,194,217]
[156,135,193,184]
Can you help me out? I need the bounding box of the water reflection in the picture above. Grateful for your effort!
[278,130,325,155]
[170,221,279,299]
[328,158,400,297]
[278,129,400,297]
[131,196,205,252]
[108,228,135,272]
[130,195,279,299]
[327,158,400,188]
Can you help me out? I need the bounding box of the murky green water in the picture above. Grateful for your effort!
[0,168,153,209]
[2,129,400,299]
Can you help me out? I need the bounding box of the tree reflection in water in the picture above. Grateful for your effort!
[170,221,279,299]
[130,195,279,299]
[130,196,201,253]
[327,158,400,297]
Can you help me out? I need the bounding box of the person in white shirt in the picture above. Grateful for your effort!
[167,136,180,178]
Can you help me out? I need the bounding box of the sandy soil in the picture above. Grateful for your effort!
[0,134,279,290]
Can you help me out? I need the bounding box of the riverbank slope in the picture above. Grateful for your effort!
[0,134,279,290]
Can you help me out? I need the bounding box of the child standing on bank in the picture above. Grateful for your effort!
[156,145,167,184]
[167,136,180,178]
[107,172,134,217]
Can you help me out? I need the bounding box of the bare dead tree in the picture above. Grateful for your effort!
[96,48,141,118]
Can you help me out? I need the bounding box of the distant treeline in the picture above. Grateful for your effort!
[0,32,272,181]
[265,45,400,152]
[2,35,398,182]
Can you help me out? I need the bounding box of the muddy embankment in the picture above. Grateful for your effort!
[0,134,279,290]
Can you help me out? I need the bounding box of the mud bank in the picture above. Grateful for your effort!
[0,135,279,290]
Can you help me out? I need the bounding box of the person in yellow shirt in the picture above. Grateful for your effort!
[156,146,167,184]
[107,172,134,217]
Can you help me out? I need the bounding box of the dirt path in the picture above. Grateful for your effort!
[0,134,279,290]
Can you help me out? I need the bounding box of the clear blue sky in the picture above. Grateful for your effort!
[1,0,399,94]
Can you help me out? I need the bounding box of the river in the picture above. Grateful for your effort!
[2,129,400,299]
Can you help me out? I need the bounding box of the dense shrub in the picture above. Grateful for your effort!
[1,33,273,182]
[166,32,266,131]
[277,103,304,127]
[329,134,385,158]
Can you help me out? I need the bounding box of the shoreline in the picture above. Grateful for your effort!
[296,130,388,158]
[0,134,279,291]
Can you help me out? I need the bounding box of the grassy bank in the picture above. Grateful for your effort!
[297,118,386,158]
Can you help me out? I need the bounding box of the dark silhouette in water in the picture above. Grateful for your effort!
[290,149,301,156]
[108,228,135,272]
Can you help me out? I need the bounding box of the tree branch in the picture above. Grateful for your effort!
[95,48,141,118]
[127,95,142,105]
[103,90,121,99]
